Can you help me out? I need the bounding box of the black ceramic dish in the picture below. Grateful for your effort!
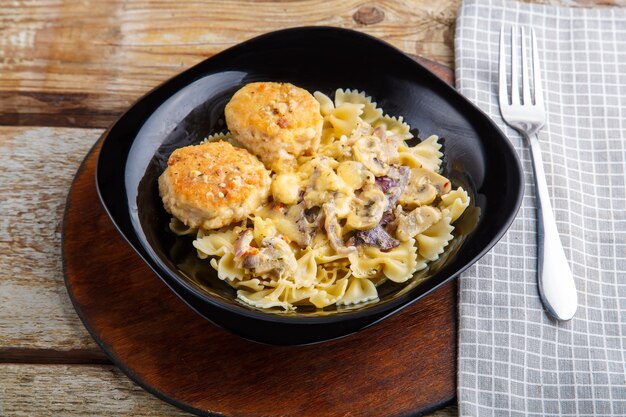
[96,26,523,345]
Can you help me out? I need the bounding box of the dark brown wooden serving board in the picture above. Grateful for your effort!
[63,57,457,417]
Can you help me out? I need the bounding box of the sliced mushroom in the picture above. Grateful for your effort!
[346,184,387,230]
[302,158,350,209]
[399,167,451,208]
[239,235,298,278]
[373,126,400,164]
[352,135,389,176]
[295,205,323,246]
[257,237,298,276]
[233,230,297,278]
[375,165,410,210]
[396,206,442,241]
[323,203,355,254]
[352,224,400,251]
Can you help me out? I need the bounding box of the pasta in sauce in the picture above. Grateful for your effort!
[160,83,470,310]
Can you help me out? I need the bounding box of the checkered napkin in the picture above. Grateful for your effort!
[454,0,626,415]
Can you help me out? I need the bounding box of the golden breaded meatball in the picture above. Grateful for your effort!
[158,141,271,230]
[224,82,323,172]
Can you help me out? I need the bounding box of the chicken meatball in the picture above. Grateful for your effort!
[158,141,271,230]
[224,82,323,172]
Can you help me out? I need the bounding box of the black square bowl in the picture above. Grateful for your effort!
[96,27,523,345]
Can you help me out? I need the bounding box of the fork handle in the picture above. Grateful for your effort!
[524,132,578,320]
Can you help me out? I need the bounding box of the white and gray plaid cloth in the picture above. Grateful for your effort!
[455,0,626,415]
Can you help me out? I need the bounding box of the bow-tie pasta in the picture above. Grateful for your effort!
[158,82,470,311]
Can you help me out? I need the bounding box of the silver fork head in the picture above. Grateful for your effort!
[498,26,546,137]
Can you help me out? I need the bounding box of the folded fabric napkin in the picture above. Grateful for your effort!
[455,0,626,415]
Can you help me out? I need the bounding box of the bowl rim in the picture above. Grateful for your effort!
[96,25,524,325]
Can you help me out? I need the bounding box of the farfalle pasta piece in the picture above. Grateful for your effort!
[315,249,351,265]
[327,103,365,138]
[398,135,444,172]
[332,89,412,143]
[337,277,378,306]
[314,91,335,116]
[314,90,365,139]
[238,278,321,310]
[236,288,293,310]
[372,115,413,141]
[294,250,318,287]
[193,228,239,258]
[193,229,247,281]
[309,278,349,308]
[349,237,423,283]
[334,88,383,124]
[234,278,265,292]
[396,206,442,242]
[439,187,470,223]
[201,131,231,143]
[209,251,245,281]
[416,216,454,261]
[314,263,349,288]
[264,279,296,302]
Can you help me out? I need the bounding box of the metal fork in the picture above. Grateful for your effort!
[498,26,577,321]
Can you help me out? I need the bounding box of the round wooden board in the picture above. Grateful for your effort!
[63,56,457,417]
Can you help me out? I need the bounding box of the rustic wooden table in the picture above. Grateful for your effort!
[0,0,619,415]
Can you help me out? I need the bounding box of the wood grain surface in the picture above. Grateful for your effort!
[0,127,451,416]
[1,364,459,417]
[0,127,105,357]
[1,0,621,415]
[0,0,460,128]
[2,0,614,128]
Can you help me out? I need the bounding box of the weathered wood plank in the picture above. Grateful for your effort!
[0,0,460,128]
[2,0,618,128]
[0,365,192,416]
[0,126,103,355]
[0,365,459,416]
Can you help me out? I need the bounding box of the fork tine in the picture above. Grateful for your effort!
[521,27,532,105]
[510,26,520,105]
[531,27,544,108]
[498,26,508,107]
